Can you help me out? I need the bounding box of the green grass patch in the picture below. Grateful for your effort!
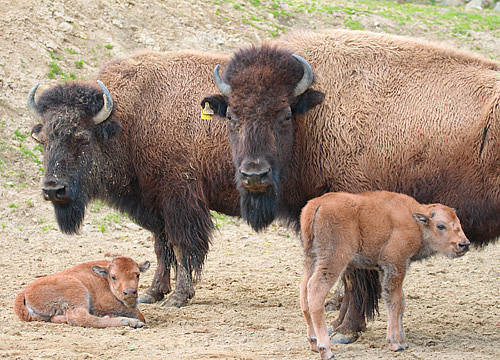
[74,60,84,69]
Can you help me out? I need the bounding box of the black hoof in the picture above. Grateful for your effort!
[138,292,164,304]
[330,332,358,345]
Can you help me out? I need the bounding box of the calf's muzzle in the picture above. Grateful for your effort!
[457,238,470,253]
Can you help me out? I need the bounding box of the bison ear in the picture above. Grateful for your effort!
[139,261,150,273]
[31,124,46,144]
[201,95,228,117]
[292,89,324,115]
[412,213,429,226]
[94,119,121,142]
[92,265,109,278]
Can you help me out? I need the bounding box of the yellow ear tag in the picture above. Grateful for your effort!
[201,102,214,120]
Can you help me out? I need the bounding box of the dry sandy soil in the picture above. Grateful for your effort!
[0,0,499,359]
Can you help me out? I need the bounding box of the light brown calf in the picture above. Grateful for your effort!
[299,191,470,359]
[14,256,150,328]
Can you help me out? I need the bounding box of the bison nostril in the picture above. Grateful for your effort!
[42,183,70,203]
[123,289,137,296]
[240,168,271,180]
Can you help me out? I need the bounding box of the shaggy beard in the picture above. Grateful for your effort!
[53,197,87,234]
[239,186,277,232]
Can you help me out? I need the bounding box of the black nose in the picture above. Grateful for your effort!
[240,168,271,185]
[42,180,70,204]
[458,238,470,252]
[123,289,138,296]
[458,242,470,252]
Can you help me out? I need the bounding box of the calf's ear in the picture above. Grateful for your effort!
[92,265,109,278]
[200,95,228,117]
[139,261,150,273]
[412,213,429,226]
[292,89,324,115]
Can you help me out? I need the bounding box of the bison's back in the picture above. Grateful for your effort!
[278,31,500,204]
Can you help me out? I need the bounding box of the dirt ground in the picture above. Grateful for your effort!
[0,0,499,359]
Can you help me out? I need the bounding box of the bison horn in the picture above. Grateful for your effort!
[93,80,114,125]
[292,54,314,97]
[213,64,231,97]
[27,83,40,116]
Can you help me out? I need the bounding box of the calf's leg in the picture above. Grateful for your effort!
[381,263,408,351]
[63,307,145,328]
[308,257,350,360]
[300,261,318,352]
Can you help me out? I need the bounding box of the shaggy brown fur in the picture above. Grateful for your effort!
[29,50,238,307]
[203,29,500,342]
[300,191,469,359]
[14,256,150,328]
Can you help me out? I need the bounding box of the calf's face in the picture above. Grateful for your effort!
[92,257,150,307]
[413,204,470,258]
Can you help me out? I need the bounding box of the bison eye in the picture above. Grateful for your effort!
[75,132,91,145]
[437,224,446,231]
[111,276,117,281]
[136,274,140,279]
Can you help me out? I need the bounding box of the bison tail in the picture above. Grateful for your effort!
[13,291,31,322]
[352,268,381,322]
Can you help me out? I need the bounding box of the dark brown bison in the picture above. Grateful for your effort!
[28,50,239,307]
[300,191,469,358]
[14,255,150,328]
[202,29,500,343]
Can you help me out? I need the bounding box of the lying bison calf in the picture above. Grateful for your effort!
[299,190,469,359]
[14,256,150,328]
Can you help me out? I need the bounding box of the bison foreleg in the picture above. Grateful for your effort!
[160,244,195,308]
[139,234,173,304]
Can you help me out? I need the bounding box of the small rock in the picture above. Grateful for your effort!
[465,0,482,9]
[44,40,58,51]
[58,22,73,33]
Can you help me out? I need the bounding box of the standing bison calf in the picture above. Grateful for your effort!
[300,191,469,359]
[14,256,150,328]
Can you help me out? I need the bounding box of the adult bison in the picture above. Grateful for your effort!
[28,50,239,307]
[202,29,500,343]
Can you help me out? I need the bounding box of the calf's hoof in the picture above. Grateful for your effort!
[389,342,408,352]
[159,291,190,308]
[308,336,319,352]
[319,345,335,360]
[138,292,164,304]
[330,332,358,345]
[122,318,145,328]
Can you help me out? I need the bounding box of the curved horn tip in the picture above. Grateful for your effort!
[213,64,232,97]
[27,83,40,114]
[93,80,114,125]
[292,54,314,97]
